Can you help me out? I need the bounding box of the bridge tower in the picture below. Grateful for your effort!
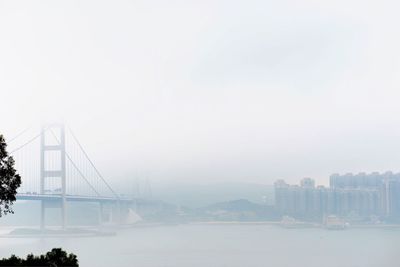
[40,124,67,230]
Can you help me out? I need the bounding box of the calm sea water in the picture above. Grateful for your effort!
[0,224,399,267]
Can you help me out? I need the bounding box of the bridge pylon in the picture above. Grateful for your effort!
[40,123,67,230]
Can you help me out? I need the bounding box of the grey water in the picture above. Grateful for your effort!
[0,225,399,267]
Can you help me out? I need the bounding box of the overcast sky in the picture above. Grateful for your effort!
[1,0,400,185]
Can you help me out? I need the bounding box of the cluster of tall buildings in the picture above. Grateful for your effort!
[274,172,400,222]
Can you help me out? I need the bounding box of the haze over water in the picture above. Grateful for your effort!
[2,1,400,267]
[1,225,399,267]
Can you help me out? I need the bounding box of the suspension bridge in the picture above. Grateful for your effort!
[9,123,137,230]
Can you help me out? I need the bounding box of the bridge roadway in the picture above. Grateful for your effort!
[16,193,135,203]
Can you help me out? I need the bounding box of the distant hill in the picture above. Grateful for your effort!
[150,182,274,208]
[194,199,280,221]
[204,199,265,212]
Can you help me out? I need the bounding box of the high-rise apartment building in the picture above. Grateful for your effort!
[274,174,390,222]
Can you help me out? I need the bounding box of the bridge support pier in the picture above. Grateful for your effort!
[116,201,122,224]
[98,203,104,226]
[62,198,67,230]
[40,124,67,231]
[40,200,67,231]
[40,201,45,231]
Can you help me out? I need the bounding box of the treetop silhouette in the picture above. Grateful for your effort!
[0,134,22,217]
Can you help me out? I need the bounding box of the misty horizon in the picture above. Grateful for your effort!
[2,1,400,186]
[2,1,400,267]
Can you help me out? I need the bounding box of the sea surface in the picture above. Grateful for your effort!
[0,224,399,267]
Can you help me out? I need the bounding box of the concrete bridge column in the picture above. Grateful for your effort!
[98,202,104,225]
[40,124,67,231]
[116,201,121,224]
[40,201,45,231]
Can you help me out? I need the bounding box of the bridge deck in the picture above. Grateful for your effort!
[17,193,134,203]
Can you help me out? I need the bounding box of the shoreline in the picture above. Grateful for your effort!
[189,221,400,229]
[1,221,400,238]
[0,227,116,238]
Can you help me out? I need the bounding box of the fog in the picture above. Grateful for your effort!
[1,225,399,267]
[2,0,400,185]
[2,1,400,267]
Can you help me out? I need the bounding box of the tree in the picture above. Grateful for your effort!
[0,134,21,216]
[0,248,79,266]
[0,255,22,266]
[45,248,78,267]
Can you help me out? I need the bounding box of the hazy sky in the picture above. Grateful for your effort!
[1,0,400,185]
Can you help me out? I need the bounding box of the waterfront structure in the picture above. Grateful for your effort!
[330,172,400,219]
[275,175,388,222]
[324,215,346,230]
[381,177,400,219]
[10,123,143,230]
[330,172,398,189]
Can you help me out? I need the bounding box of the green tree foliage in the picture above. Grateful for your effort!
[0,134,21,216]
[0,248,79,266]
